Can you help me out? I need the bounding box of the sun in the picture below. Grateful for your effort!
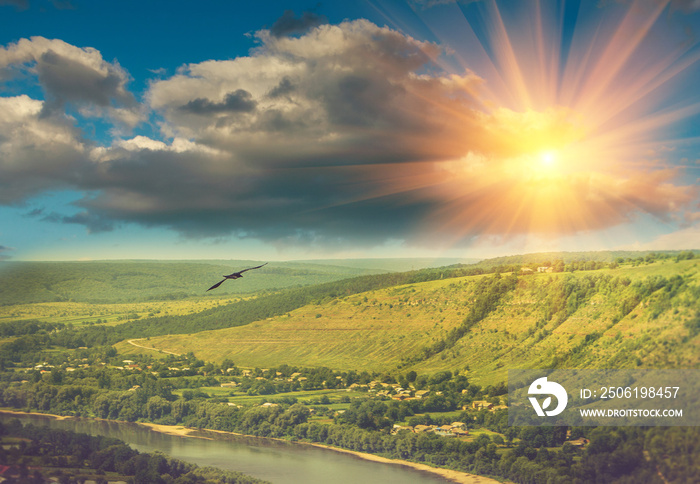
[540,151,556,168]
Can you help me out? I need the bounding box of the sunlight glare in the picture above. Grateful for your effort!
[540,151,556,167]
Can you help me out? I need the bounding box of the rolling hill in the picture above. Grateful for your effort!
[0,260,389,305]
[117,257,700,385]
[0,258,484,306]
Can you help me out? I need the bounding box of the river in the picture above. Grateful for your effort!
[1,412,457,483]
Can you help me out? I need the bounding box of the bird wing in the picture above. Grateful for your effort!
[209,263,267,290]
[206,279,227,291]
[237,262,268,274]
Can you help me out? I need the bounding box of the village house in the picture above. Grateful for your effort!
[414,390,430,399]
[391,424,412,435]
[472,400,494,410]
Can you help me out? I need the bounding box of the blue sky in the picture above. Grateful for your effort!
[1,0,699,261]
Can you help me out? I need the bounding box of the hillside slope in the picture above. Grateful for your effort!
[0,260,386,305]
[118,259,700,384]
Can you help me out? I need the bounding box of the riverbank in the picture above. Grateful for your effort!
[0,409,74,420]
[1,410,503,484]
[305,442,500,484]
[147,422,503,484]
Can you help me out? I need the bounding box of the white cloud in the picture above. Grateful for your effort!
[147,19,477,163]
[0,36,143,126]
[0,18,697,248]
[0,95,87,202]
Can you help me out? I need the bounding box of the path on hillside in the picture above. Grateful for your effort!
[127,338,181,356]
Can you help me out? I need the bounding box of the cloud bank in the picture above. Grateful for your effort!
[0,11,698,249]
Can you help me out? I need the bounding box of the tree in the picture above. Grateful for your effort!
[147,396,172,421]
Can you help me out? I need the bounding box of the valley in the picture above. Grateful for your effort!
[1,251,698,483]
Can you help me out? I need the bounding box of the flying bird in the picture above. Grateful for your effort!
[206,263,268,291]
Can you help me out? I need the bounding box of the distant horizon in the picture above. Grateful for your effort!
[4,247,697,263]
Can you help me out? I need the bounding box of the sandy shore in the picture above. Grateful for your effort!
[304,442,501,484]
[139,422,214,440]
[1,410,503,484]
[0,409,74,420]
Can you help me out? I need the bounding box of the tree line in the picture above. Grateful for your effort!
[0,418,267,484]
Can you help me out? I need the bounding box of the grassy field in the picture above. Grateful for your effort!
[116,259,699,385]
[116,274,486,370]
[0,259,388,305]
[0,296,244,326]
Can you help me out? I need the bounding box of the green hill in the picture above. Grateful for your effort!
[117,257,700,385]
[0,260,387,305]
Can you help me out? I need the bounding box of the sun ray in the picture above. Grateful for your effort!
[325,1,700,245]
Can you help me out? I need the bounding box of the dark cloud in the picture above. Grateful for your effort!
[49,0,75,10]
[268,77,295,98]
[179,89,257,115]
[0,0,29,10]
[71,147,433,245]
[40,209,115,233]
[37,50,134,108]
[0,0,75,9]
[61,211,115,233]
[321,74,401,127]
[270,9,327,37]
[0,96,89,203]
[0,245,14,260]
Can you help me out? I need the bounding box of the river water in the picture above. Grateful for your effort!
[1,413,452,483]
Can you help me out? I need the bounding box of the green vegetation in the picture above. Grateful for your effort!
[0,260,386,305]
[20,262,494,349]
[0,250,698,483]
[111,258,699,383]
